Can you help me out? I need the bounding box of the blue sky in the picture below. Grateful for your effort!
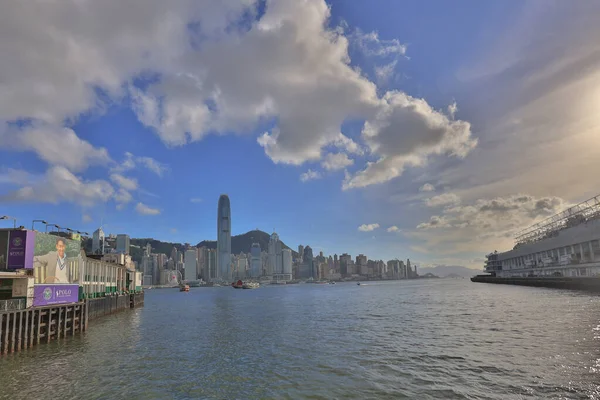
[1,0,599,268]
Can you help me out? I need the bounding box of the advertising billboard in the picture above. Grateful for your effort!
[33,232,81,284]
[33,284,79,306]
[0,230,7,270]
[7,230,35,270]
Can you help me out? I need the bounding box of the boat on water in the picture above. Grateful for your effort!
[232,280,244,289]
[329,281,336,285]
[242,282,260,289]
[357,282,361,285]
[179,284,190,292]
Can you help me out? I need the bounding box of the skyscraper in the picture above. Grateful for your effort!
[268,232,282,275]
[282,248,292,276]
[116,234,130,254]
[217,194,232,281]
[250,243,261,278]
[184,249,197,281]
[92,228,105,254]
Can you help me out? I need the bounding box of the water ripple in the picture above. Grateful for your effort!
[1,280,600,399]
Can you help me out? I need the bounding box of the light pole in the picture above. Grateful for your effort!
[48,224,61,234]
[0,216,17,229]
[32,219,48,231]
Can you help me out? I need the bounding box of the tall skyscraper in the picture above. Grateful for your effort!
[184,249,197,280]
[303,246,314,278]
[92,228,105,254]
[250,243,261,278]
[116,234,130,254]
[268,232,283,275]
[202,248,217,282]
[282,249,292,275]
[298,245,304,261]
[217,194,232,281]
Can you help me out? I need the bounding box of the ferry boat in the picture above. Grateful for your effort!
[179,284,190,292]
[232,280,244,289]
[481,194,600,278]
[242,282,260,289]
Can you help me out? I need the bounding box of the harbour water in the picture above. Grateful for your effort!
[1,280,600,399]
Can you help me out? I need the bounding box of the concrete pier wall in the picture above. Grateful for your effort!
[471,275,600,292]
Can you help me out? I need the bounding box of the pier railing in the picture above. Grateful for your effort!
[0,299,26,312]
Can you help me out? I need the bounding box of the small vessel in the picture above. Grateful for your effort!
[242,282,260,289]
[179,284,190,292]
[232,280,244,289]
[329,281,336,285]
[357,282,361,286]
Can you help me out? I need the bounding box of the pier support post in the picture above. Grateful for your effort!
[10,312,16,353]
[17,312,23,351]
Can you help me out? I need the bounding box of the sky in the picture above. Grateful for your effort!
[1,0,599,269]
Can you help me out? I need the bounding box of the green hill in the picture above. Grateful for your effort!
[84,229,297,265]
[197,229,297,257]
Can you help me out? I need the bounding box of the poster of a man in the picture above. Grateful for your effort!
[35,237,71,283]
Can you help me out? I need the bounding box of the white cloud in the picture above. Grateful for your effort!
[343,91,477,190]
[350,29,407,57]
[332,133,364,156]
[419,183,435,192]
[374,60,397,86]
[82,214,92,223]
[300,169,322,182]
[114,188,133,209]
[135,202,160,215]
[190,198,203,203]
[358,223,380,232]
[321,153,354,171]
[387,225,400,232]
[113,152,167,177]
[424,193,460,207]
[0,124,111,172]
[412,194,569,254]
[447,102,458,119]
[110,173,138,191]
[0,166,114,207]
[0,0,473,189]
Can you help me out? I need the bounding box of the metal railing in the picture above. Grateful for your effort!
[0,298,26,312]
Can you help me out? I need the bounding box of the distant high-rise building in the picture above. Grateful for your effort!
[268,232,283,275]
[151,254,159,284]
[298,245,304,261]
[92,228,105,254]
[116,234,130,254]
[303,246,314,278]
[235,253,248,279]
[250,243,261,278]
[145,243,152,256]
[356,254,368,275]
[339,253,351,277]
[217,195,232,281]
[201,248,217,282]
[171,247,178,264]
[184,249,197,280]
[157,253,167,271]
[282,248,292,276]
[406,259,412,278]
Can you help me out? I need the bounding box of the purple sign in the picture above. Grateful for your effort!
[7,230,35,270]
[33,284,79,306]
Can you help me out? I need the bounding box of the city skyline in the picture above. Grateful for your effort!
[1,1,599,270]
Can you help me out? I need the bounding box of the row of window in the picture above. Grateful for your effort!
[502,240,600,269]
